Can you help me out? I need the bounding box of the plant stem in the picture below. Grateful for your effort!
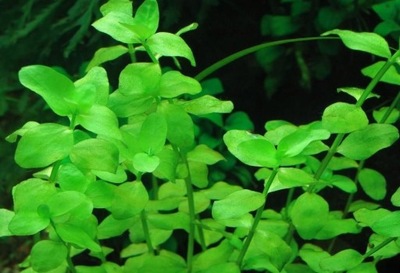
[312,49,400,188]
[356,50,400,108]
[140,210,155,254]
[236,168,278,267]
[379,91,400,124]
[143,43,159,64]
[49,160,62,183]
[194,37,338,81]
[127,43,136,63]
[362,237,396,259]
[180,150,196,273]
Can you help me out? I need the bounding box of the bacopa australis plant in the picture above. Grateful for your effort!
[1,0,400,273]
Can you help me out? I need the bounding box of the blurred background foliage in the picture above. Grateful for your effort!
[1,0,400,270]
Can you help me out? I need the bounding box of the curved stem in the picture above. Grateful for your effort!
[194,37,338,81]
[236,168,279,267]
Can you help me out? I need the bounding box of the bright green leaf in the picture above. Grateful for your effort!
[146,32,196,66]
[131,0,159,39]
[187,161,209,188]
[147,211,190,231]
[277,128,330,158]
[373,106,400,124]
[202,181,242,200]
[70,138,119,173]
[8,212,50,236]
[315,217,361,239]
[18,65,75,116]
[118,62,161,96]
[252,230,292,272]
[75,67,109,105]
[108,91,155,117]
[320,249,363,272]
[329,175,357,193]
[187,144,224,165]
[86,45,128,72]
[110,181,149,219]
[133,153,160,173]
[371,211,400,237]
[97,215,136,239]
[362,61,400,85]
[55,221,101,252]
[92,165,127,184]
[100,0,132,16]
[15,123,73,168]
[139,112,167,154]
[31,240,68,272]
[322,29,391,58]
[58,163,91,192]
[193,240,233,272]
[322,102,368,133]
[76,105,121,139]
[159,103,195,149]
[337,87,379,102]
[337,124,399,160]
[299,244,330,273]
[179,95,234,115]
[212,189,265,220]
[85,180,116,208]
[391,187,400,207]
[92,12,139,43]
[12,178,57,213]
[347,262,378,273]
[237,138,278,168]
[290,192,329,239]
[353,208,391,227]
[359,168,386,200]
[46,191,93,221]
[159,70,201,98]
[278,168,315,188]
[0,209,14,237]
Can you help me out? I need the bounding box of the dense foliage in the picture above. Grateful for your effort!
[1,1,400,273]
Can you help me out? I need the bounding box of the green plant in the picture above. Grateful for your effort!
[1,1,400,273]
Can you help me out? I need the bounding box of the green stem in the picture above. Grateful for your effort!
[312,133,345,184]
[312,50,400,188]
[236,168,279,267]
[194,37,338,81]
[50,221,77,273]
[49,160,63,183]
[178,148,196,273]
[143,43,159,64]
[356,49,400,108]
[127,43,137,63]
[362,237,396,259]
[379,91,400,124]
[195,215,207,251]
[140,210,155,254]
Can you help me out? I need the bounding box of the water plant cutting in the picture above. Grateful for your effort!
[0,0,399,272]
